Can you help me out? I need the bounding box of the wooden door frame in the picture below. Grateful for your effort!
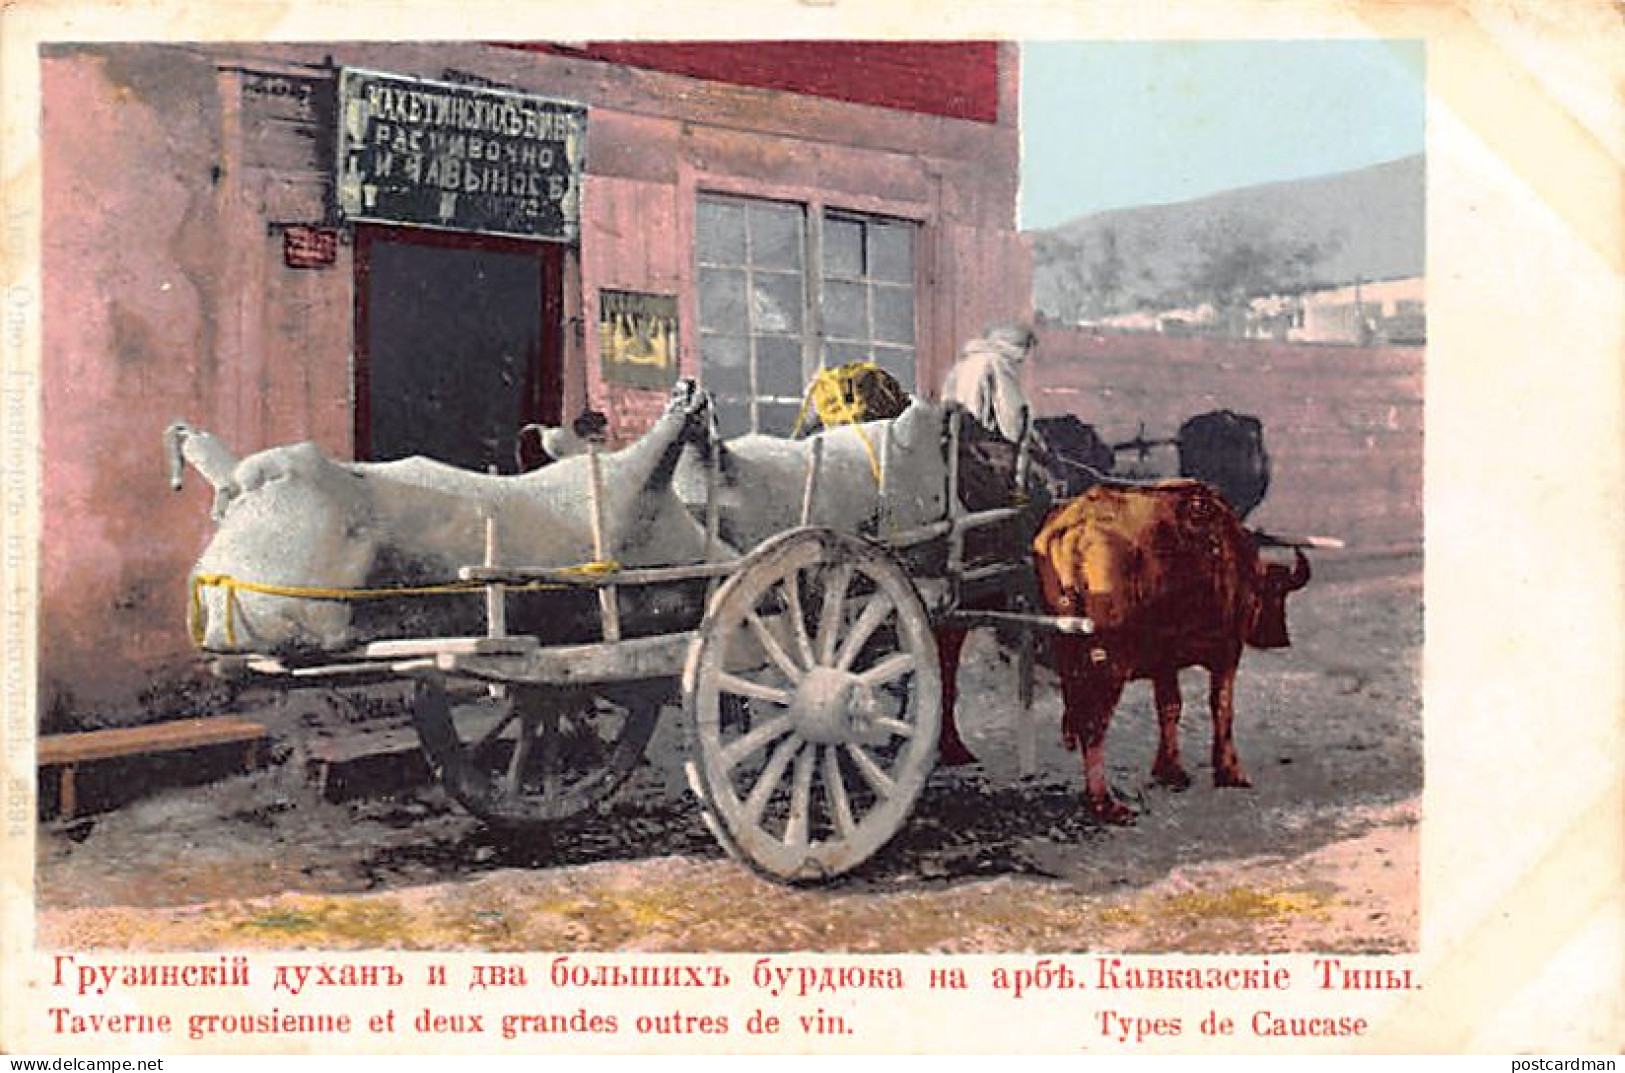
[352,223,566,460]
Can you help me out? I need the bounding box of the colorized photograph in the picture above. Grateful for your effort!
[31,37,1425,954]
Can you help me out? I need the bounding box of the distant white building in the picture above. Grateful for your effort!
[1277,277,1426,345]
[1085,276,1425,345]
[1089,302,1229,337]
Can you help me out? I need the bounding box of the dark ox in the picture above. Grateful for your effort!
[938,478,1309,821]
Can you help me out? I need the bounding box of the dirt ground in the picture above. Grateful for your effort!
[36,565,1422,953]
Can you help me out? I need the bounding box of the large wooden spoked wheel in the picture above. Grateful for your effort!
[412,678,660,831]
[684,528,940,882]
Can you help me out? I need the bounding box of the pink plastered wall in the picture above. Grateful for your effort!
[41,48,353,722]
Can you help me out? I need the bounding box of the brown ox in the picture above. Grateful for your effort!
[1022,479,1310,822]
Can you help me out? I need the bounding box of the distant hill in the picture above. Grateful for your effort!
[1030,154,1424,322]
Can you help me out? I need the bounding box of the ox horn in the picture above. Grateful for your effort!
[1286,548,1311,591]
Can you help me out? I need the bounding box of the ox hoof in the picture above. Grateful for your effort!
[1152,764,1192,791]
[1213,769,1253,789]
[938,738,979,767]
[1086,796,1137,826]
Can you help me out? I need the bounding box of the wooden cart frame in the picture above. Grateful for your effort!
[216,407,1093,883]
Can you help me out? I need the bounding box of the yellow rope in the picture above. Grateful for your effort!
[188,561,622,648]
[790,364,888,482]
[563,559,621,576]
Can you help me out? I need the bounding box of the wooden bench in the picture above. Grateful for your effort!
[38,716,269,819]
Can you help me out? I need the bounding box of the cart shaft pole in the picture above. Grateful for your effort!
[483,514,507,638]
[587,445,622,642]
[799,437,823,527]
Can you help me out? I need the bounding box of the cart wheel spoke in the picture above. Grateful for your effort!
[717,672,791,708]
[781,571,817,669]
[785,744,816,849]
[741,735,802,829]
[858,652,916,689]
[847,743,897,800]
[719,712,794,769]
[870,716,915,739]
[746,610,805,682]
[476,707,520,751]
[505,709,538,795]
[822,746,856,838]
[815,561,853,665]
[834,593,895,672]
[534,708,562,808]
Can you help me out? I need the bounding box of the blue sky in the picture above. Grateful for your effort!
[1019,40,1426,230]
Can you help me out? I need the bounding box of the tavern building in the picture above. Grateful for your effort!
[39,41,1029,720]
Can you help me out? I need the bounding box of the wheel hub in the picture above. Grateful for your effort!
[788,666,882,745]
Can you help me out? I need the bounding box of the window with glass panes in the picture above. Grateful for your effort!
[819,212,916,391]
[696,193,916,437]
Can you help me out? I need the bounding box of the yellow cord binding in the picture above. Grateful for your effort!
[790,362,907,483]
[189,561,622,648]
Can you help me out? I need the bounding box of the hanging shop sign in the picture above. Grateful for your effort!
[599,290,680,389]
[336,67,585,241]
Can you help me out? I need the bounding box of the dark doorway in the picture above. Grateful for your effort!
[355,225,564,472]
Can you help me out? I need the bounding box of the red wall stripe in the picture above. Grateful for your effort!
[500,41,1002,123]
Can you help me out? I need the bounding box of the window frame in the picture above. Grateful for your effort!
[817,209,919,391]
[694,194,814,436]
[688,180,928,437]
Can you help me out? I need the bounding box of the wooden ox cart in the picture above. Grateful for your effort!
[193,386,1305,884]
[196,390,1094,883]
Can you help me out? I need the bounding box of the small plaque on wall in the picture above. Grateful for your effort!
[283,226,338,269]
[599,290,679,389]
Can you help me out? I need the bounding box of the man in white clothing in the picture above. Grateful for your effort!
[934,321,1042,767]
[939,321,1037,443]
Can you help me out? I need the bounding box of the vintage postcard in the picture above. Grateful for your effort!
[1,0,1619,1056]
